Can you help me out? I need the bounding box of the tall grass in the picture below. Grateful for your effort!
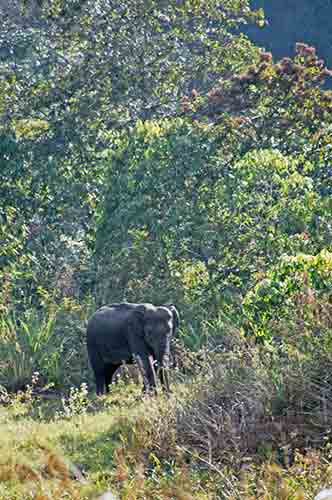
[0,310,60,391]
[0,304,89,392]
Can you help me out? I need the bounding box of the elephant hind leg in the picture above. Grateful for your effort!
[95,373,106,395]
[104,363,121,393]
[87,342,106,395]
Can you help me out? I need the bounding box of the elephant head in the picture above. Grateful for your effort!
[136,304,178,362]
[135,303,179,390]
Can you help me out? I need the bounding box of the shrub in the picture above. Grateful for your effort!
[243,249,332,341]
[177,337,332,465]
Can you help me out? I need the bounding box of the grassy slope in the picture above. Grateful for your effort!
[2,369,332,499]
[0,383,209,500]
[1,408,117,498]
[0,386,148,500]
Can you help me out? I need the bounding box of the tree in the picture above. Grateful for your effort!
[0,0,261,309]
[96,45,332,338]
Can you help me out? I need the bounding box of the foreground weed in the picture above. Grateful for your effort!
[0,372,40,419]
[235,451,332,500]
[60,383,89,418]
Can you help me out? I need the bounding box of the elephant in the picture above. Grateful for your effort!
[87,302,180,395]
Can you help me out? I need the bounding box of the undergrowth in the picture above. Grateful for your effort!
[1,348,332,499]
[1,281,332,498]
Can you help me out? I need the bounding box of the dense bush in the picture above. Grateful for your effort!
[244,250,332,340]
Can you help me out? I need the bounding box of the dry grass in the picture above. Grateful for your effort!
[175,345,332,466]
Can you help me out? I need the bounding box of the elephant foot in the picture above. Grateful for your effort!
[141,386,158,398]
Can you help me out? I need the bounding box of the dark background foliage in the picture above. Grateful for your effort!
[247,0,332,65]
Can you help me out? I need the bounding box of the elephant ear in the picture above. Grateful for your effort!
[128,305,146,339]
[166,304,180,335]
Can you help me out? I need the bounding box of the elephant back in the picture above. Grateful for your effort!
[87,304,133,340]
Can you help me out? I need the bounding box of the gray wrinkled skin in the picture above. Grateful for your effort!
[87,302,179,395]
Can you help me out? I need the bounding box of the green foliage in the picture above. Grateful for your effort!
[0,300,89,391]
[96,119,330,344]
[0,0,260,319]
[244,250,332,340]
[94,43,332,352]
[96,119,216,305]
[210,149,321,280]
[0,310,59,390]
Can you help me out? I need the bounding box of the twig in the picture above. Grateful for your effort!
[177,445,236,492]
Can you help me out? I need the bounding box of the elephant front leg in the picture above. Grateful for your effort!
[135,354,157,393]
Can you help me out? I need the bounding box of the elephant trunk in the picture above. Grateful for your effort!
[157,339,171,392]
[157,340,170,368]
